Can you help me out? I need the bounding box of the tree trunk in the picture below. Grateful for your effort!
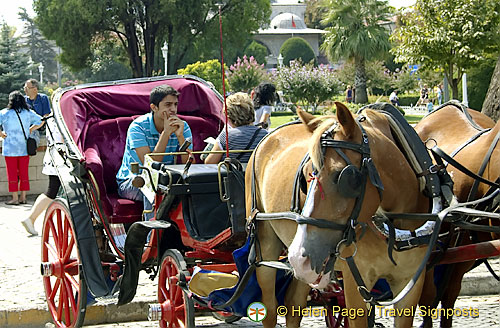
[481,55,500,122]
[354,56,368,104]
[450,78,459,100]
[124,21,144,78]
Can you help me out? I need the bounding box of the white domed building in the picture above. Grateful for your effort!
[253,1,326,68]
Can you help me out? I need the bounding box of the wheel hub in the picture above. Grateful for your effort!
[149,299,176,322]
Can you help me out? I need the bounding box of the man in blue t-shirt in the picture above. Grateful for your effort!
[116,84,193,220]
[24,79,51,117]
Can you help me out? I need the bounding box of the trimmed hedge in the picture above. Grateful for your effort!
[280,37,316,66]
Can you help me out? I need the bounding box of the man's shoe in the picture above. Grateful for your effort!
[21,218,38,236]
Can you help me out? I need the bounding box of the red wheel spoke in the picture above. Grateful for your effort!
[45,242,59,260]
[62,217,70,256]
[63,237,75,262]
[48,219,59,250]
[49,278,61,301]
[57,278,64,321]
[63,288,71,326]
[63,278,77,315]
[65,272,79,290]
[174,285,182,303]
[159,284,168,301]
[57,210,64,257]
[174,303,185,313]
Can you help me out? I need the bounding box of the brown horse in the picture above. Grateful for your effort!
[415,104,499,328]
[246,102,434,328]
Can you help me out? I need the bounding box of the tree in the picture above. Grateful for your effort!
[0,23,29,105]
[481,54,500,121]
[304,0,328,29]
[321,0,392,104]
[391,0,500,100]
[280,37,316,66]
[18,7,58,83]
[177,59,228,95]
[34,0,271,78]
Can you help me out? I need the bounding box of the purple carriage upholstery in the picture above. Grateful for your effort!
[59,77,224,224]
[84,117,143,223]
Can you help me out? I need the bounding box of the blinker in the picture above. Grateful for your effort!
[337,165,363,198]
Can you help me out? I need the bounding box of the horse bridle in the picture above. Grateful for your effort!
[250,115,384,269]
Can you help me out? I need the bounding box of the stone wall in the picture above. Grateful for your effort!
[0,137,49,196]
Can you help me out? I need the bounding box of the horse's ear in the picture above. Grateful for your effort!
[335,102,356,138]
[298,108,321,132]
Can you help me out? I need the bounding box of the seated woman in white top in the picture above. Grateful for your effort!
[252,82,276,130]
[204,92,268,164]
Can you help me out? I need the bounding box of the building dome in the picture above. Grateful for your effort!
[270,13,307,30]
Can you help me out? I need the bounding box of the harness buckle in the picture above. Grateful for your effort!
[357,286,374,303]
[428,164,439,174]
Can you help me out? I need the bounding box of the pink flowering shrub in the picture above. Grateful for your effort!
[226,55,266,93]
[272,60,341,112]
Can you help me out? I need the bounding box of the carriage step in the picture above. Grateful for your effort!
[148,303,162,321]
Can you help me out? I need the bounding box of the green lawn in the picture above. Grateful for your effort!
[270,112,423,129]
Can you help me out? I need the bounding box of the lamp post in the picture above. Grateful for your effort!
[278,53,283,68]
[27,57,33,76]
[38,63,44,84]
[161,41,168,76]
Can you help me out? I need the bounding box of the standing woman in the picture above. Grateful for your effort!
[252,82,276,130]
[0,91,42,205]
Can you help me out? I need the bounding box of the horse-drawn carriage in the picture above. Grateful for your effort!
[40,74,499,328]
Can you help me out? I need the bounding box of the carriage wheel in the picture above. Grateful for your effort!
[156,249,195,328]
[325,283,348,328]
[325,304,347,328]
[211,311,242,323]
[41,199,87,328]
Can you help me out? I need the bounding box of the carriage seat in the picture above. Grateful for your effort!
[84,116,143,224]
[157,164,246,240]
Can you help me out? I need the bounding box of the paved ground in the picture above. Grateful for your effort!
[0,195,498,327]
[83,295,499,327]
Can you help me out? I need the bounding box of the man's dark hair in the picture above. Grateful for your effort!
[150,84,180,106]
[26,78,39,89]
[253,82,276,108]
[7,91,29,111]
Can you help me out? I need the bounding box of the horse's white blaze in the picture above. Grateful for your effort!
[288,179,330,287]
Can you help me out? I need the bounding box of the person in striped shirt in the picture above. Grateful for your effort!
[116,84,193,220]
[204,92,267,164]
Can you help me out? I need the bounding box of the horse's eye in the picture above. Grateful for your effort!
[331,171,340,184]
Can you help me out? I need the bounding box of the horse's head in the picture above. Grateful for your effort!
[288,102,400,288]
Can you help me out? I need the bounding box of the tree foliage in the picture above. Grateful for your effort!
[18,7,58,83]
[280,37,316,66]
[34,0,271,78]
[467,55,497,111]
[73,40,132,83]
[321,0,392,103]
[304,0,328,29]
[177,59,228,95]
[0,23,29,106]
[391,0,500,100]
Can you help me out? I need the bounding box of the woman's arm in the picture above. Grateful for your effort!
[29,123,44,133]
[204,142,224,164]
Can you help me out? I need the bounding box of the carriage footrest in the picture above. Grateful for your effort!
[117,220,171,306]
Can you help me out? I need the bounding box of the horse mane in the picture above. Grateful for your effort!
[308,115,338,170]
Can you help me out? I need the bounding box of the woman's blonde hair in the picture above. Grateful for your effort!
[226,92,255,127]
